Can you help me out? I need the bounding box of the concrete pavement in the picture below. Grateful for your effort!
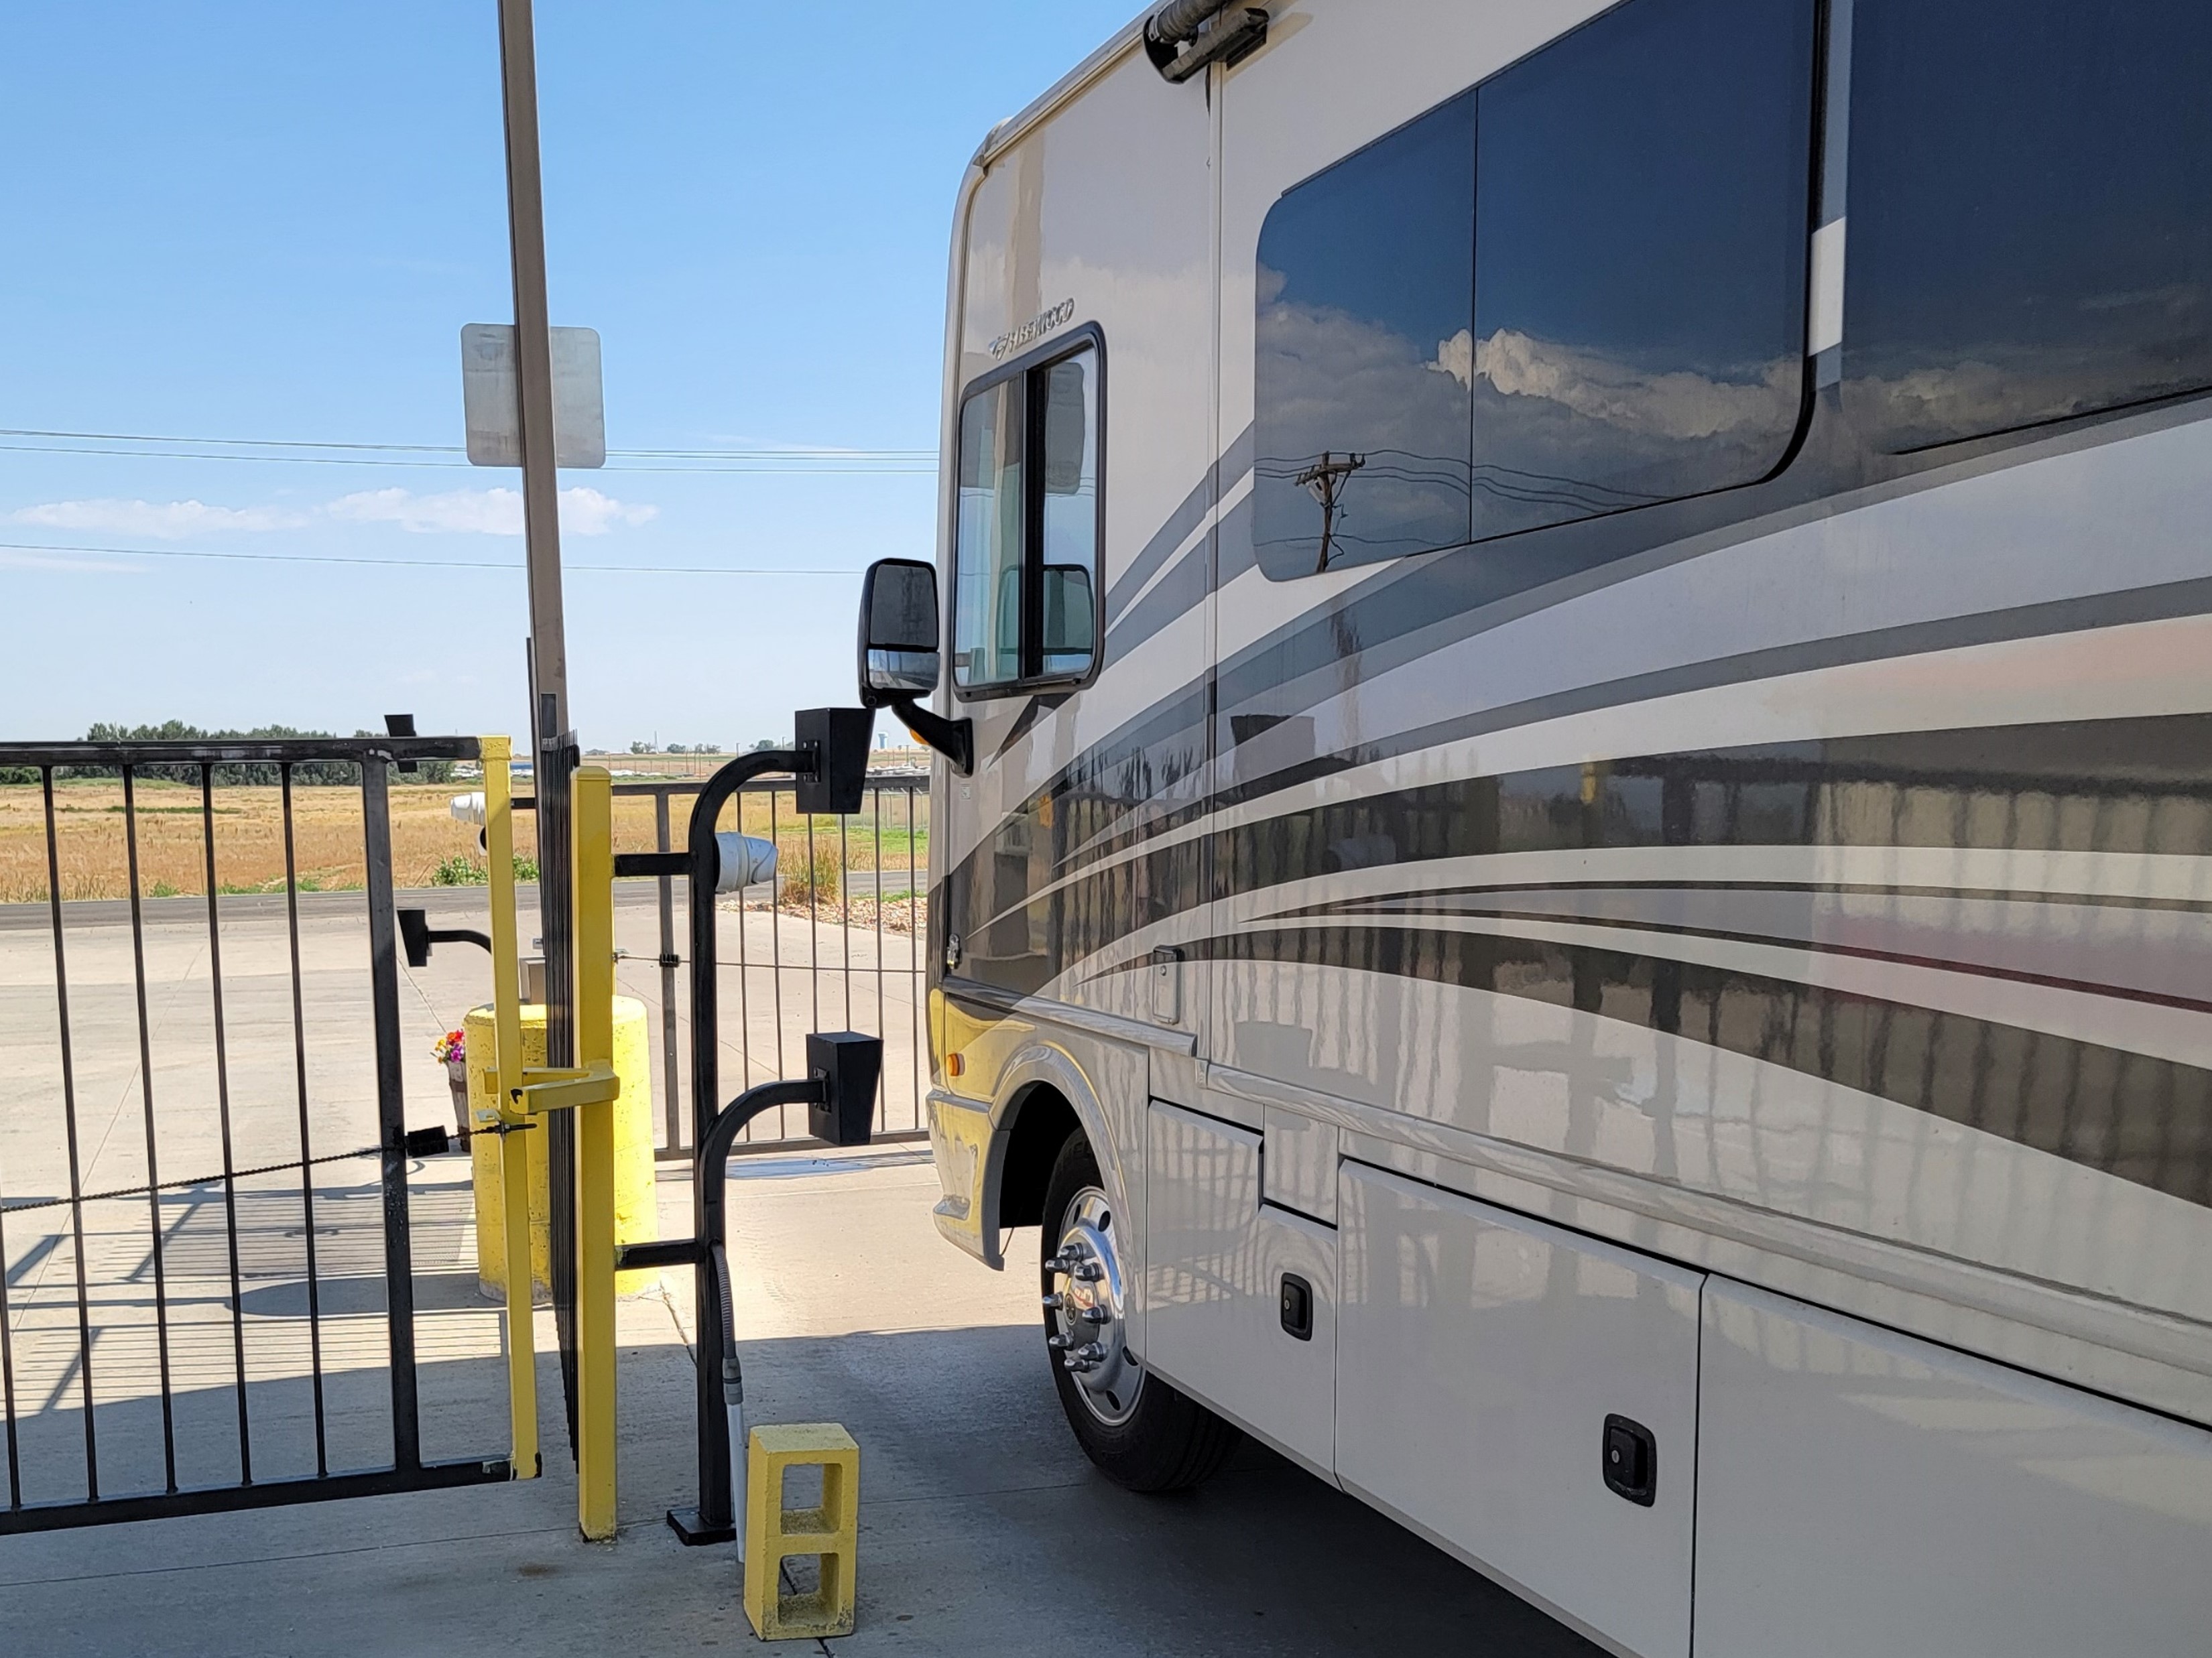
[0,885,1597,1655]
[0,1151,1600,1657]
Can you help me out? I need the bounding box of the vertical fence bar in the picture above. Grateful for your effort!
[200,766,253,1482]
[0,1133,15,1513]
[0,860,18,1506]
[806,804,822,1045]
[121,766,179,1493]
[279,765,330,1476]
[361,759,421,1472]
[655,789,681,1151]
[42,767,99,1498]
[734,785,751,1090]
[768,789,786,1119]
[873,788,887,1129]
[908,783,922,1127]
[838,810,853,1033]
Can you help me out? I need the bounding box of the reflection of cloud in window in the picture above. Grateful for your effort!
[1845,308,2212,452]
[1463,329,1798,445]
[1253,296,1473,568]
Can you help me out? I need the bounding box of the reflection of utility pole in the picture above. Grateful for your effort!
[1295,451,1365,574]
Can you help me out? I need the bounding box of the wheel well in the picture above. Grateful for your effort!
[997,1085,1080,1231]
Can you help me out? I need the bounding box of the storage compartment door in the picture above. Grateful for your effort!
[1697,1280,2212,1657]
[1339,1164,1701,1658]
[1144,1101,1336,1475]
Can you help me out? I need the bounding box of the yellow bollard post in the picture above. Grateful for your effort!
[572,764,619,1542]
[481,736,538,1482]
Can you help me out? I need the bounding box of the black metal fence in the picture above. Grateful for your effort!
[0,738,509,1533]
[589,773,932,1159]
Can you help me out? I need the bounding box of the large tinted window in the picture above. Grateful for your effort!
[1843,3,2212,452]
[1253,97,1475,575]
[1469,0,1814,540]
[1251,0,1816,579]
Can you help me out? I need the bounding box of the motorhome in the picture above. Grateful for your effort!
[855,3,2212,1651]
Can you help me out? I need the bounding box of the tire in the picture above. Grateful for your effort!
[1040,1130,1241,1492]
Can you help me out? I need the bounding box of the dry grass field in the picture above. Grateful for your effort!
[0,779,928,904]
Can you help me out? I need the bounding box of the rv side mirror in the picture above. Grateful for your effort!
[857,558,942,705]
[855,556,975,776]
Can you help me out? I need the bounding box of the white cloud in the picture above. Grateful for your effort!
[554,486,658,536]
[10,498,310,537]
[326,485,656,537]
[328,486,524,535]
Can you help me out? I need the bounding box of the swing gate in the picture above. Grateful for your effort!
[0,735,511,1533]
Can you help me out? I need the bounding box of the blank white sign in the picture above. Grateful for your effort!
[460,322,605,468]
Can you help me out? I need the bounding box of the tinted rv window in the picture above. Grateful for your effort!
[1250,0,1816,578]
[1253,95,1476,576]
[953,377,1024,688]
[952,339,1100,692]
[1469,0,1815,539]
[1842,3,2212,452]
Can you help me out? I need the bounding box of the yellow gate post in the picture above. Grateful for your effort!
[572,763,619,1542]
[480,737,538,1482]
[506,763,622,1540]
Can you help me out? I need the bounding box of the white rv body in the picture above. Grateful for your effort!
[912,4,2212,1652]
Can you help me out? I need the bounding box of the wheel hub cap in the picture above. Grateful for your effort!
[1045,1187,1138,1424]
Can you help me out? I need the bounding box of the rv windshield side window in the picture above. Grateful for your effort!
[1842,1,2212,452]
[953,340,1100,692]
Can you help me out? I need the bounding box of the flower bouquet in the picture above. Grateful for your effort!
[432,1029,469,1131]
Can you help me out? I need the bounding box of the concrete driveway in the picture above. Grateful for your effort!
[0,1149,1599,1656]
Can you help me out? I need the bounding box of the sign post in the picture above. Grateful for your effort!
[493,0,582,1454]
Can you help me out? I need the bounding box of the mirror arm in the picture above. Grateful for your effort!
[890,695,974,776]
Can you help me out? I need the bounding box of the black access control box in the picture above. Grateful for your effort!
[805,1031,882,1147]
[792,706,873,817]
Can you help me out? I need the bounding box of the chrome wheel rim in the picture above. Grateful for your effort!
[1044,1186,1140,1426]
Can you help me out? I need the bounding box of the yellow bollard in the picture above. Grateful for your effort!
[466,999,658,1299]
[743,1424,861,1641]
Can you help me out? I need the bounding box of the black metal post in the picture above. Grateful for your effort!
[539,718,580,1458]
[656,790,682,1152]
[361,756,422,1472]
[664,750,804,1546]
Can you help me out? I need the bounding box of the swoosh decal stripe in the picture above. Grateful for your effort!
[1170,921,2212,1210]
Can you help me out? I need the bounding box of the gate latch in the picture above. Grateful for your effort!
[511,1064,621,1117]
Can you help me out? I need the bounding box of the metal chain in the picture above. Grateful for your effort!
[0,1126,496,1218]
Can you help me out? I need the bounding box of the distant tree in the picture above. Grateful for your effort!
[58,720,454,785]
[629,741,650,755]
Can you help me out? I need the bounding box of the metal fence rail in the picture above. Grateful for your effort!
[526,773,932,1159]
[0,737,509,1533]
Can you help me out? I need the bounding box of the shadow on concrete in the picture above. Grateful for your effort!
[0,1322,1602,1657]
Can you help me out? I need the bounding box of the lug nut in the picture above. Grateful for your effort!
[1081,1305,1110,1324]
[1046,1333,1070,1351]
[1074,1263,1105,1282]
[1041,1292,1064,1310]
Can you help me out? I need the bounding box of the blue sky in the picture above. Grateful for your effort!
[0,1,1131,749]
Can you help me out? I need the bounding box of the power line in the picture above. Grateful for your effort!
[0,539,863,577]
[0,426,938,473]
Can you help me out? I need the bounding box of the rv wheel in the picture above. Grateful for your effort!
[1040,1131,1240,1491]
